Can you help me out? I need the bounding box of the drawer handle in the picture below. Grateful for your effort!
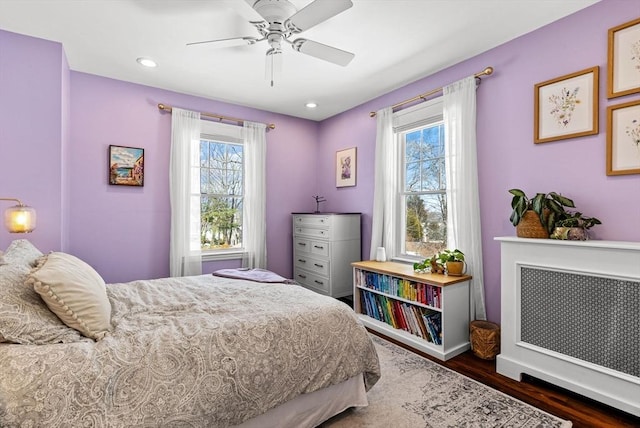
[298,242,307,246]
[298,259,306,263]
[319,231,325,235]
[298,274,307,279]
[313,245,324,249]
[314,263,324,268]
[314,280,324,285]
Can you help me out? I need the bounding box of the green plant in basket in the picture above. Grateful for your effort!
[509,189,575,235]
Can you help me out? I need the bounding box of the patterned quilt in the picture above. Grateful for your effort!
[0,275,380,427]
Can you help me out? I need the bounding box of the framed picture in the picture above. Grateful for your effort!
[607,17,640,99]
[109,145,145,186]
[336,147,356,187]
[606,99,640,176]
[534,66,599,144]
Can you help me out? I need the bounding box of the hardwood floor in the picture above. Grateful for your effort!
[369,330,640,428]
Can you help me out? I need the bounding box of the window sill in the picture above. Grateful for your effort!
[201,250,244,262]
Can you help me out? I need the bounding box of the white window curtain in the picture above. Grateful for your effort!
[242,121,267,269]
[369,107,397,260]
[169,108,202,277]
[443,76,487,321]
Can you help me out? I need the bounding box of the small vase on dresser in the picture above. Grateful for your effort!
[292,213,361,298]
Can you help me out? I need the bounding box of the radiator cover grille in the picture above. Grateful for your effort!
[520,267,640,377]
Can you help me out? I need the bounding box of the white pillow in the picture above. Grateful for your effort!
[0,241,83,344]
[27,252,112,341]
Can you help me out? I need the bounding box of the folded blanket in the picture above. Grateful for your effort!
[212,268,296,284]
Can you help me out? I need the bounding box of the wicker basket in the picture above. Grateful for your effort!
[469,320,500,360]
[516,210,549,239]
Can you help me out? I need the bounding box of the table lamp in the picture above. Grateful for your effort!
[0,198,36,233]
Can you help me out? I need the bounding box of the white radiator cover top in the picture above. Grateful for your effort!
[494,237,640,417]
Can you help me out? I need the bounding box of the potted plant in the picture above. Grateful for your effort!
[508,189,575,238]
[413,255,445,274]
[437,249,466,276]
[550,211,602,240]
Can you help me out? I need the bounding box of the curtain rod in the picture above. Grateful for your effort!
[369,66,494,118]
[157,103,275,130]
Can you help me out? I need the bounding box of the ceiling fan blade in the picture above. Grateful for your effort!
[293,39,354,66]
[287,0,353,33]
[186,36,260,48]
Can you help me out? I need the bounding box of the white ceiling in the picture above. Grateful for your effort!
[0,0,599,121]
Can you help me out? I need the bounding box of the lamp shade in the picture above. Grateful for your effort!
[4,204,36,233]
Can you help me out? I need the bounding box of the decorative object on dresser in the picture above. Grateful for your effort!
[352,260,471,361]
[312,195,326,213]
[495,236,640,417]
[292,213,361,298]
[533,66,599,144]
[607,17,640,99]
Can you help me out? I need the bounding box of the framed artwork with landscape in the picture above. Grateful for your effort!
[606,99,640,176]
[607,17,640,98]
[534,66,599,144]
[109,145,145,186]
[336,147,356,187]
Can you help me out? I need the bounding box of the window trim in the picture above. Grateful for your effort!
[198,120,245,254]
[393,97,446,261]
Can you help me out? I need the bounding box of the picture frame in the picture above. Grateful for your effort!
[607,17,640,99]
[534,66,599,144]
[109,145,145,186]
[336,147,356,187]
[606,99,640,176]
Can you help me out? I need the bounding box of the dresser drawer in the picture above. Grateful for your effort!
[309,240,329,257]
[294,227,329,239]
[293,268,330,294]
[294,255,330,276]
[294,237,311,253]
[293,215,330,228]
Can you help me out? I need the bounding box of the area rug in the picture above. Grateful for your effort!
[321,335,572,428]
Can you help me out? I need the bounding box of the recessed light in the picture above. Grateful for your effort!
[305,102,317,108]
[136,57,157,68]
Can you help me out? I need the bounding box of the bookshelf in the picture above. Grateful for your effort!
[352,260,471,361]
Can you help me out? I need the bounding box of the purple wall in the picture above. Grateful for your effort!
[1,0,638,325]
[0,30,67,253]
[68,73,318,282]
[317,0,640,323]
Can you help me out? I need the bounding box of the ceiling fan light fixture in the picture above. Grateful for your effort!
[136,57,157,68]
[305,102,317,108]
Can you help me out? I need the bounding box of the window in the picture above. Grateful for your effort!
[395,98,447,259]
[198,121,244,257]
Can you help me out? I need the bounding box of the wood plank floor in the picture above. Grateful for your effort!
[369,330,640,428]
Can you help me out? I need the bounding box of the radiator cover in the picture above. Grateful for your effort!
[520,267,639,378]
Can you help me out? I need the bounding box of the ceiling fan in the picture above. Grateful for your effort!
[188,0,355,86]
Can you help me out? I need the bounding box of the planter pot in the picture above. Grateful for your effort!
[446,261,466,276]
[550,226,589,241]
[516,210,549,239]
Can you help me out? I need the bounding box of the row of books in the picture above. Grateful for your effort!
[354,269,442,309]
[360,290,442,345]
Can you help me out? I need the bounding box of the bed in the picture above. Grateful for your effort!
[0,240,380,427]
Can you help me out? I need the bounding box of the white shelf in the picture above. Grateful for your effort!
[353,261,471,361]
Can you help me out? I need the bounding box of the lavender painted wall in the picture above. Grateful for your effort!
[317,0,640,323]
[68,73,318,282]
[0,30,67,252]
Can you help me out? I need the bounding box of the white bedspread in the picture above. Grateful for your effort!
[0,274,380,427]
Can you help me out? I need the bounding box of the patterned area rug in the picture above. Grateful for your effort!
[322,335,572,428]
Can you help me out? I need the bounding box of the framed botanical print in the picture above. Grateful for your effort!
[534,67,599,144]
[109,145,145,186]
[607,17,640,98]
[606,99,640,176]
[336,147,356,187]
